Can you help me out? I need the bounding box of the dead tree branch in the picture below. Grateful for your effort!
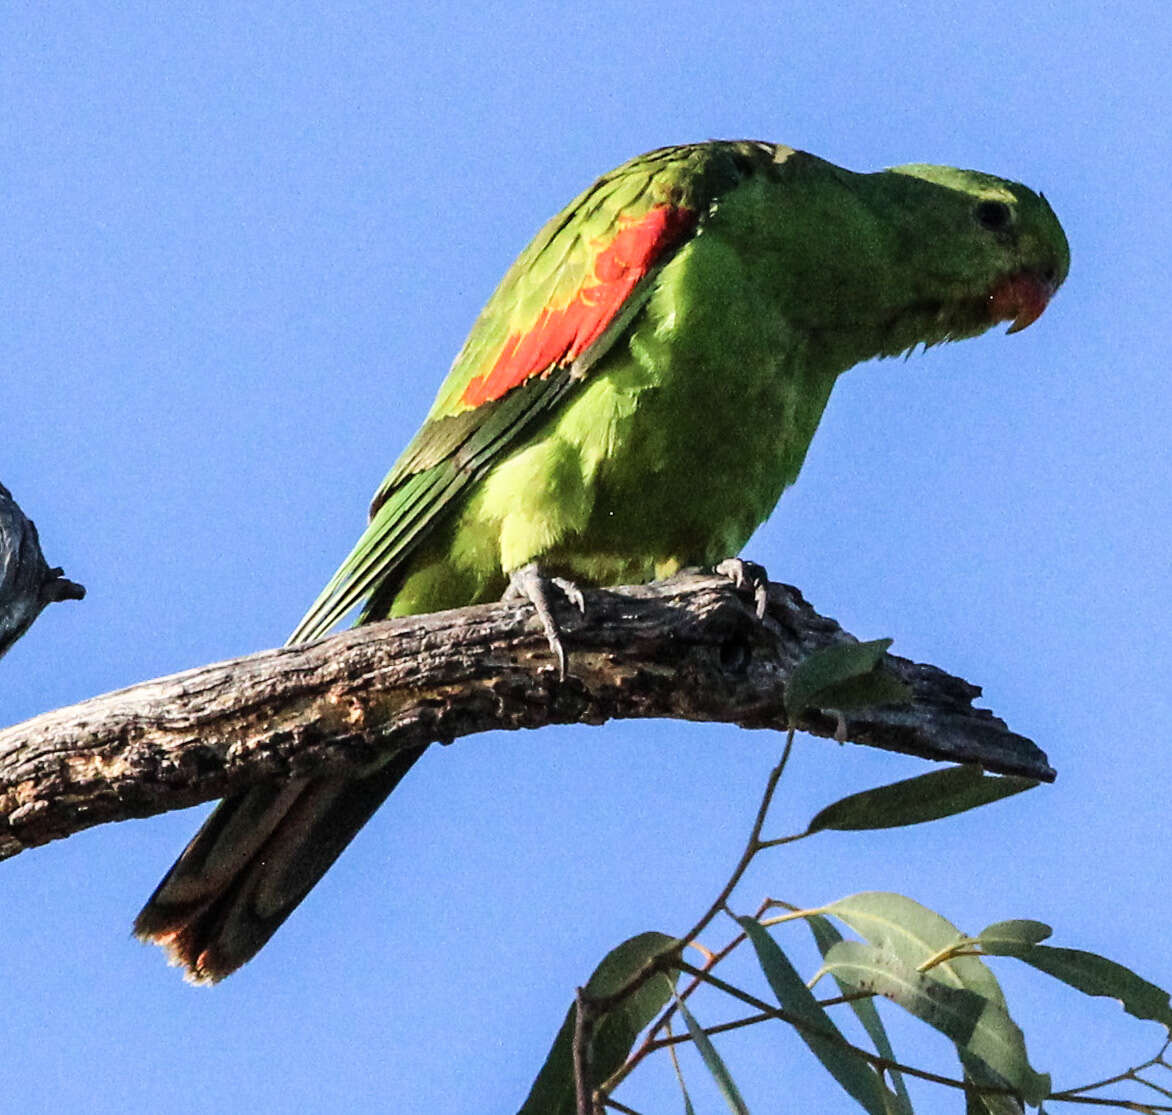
[0,482,85,661]
[0,573,1053,861]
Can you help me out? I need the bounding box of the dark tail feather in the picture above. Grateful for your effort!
[133,746,427,984]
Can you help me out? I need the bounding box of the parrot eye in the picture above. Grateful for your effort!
[975,200,1013,232]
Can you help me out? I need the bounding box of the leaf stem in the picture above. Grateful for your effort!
[674,726,799,949]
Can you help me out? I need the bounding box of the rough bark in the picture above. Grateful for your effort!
[0,573,1053,861]
[0,482,85,661]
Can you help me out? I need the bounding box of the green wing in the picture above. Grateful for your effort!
[288,141,773,644]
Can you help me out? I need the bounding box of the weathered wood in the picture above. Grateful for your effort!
[0,482,85,661]
[0,573,1053,861]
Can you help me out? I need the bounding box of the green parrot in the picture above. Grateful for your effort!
[134,140,1068,983]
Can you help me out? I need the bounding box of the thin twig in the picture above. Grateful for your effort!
[673,962,1172,1111]
[671,961,1172,1109]
[1057,1045,1172,1099]
[756,831,812,850]
[675,727,798,950]
[574,987,596,1115]
[1044,1098,1171,1111]
[601,1100,645,1114]
[590,731,798,1103]
[604,898,772,1095]
[645,1011,776,1051]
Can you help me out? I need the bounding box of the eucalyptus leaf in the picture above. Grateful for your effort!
[1013,945,1172,1030]
[672,1049,698,1115]
[961,1051,1025,1115]
[518,931,679,1115]
[675,994,751,1115]
[822,940,1049,1106]
[807,670,913,716]
[808,915,914,1115]
[976,920,1053,955]
[979,921,1172,1030]
[784,638,896,725]
[739,917,888,1114]
[807,766,1037,834]
[824,892,1007,1008]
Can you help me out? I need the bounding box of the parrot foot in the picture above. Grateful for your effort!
[715,557,770,619]
[504,563,585,678]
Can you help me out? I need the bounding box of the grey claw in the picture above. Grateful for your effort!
[715,558,770,619]
[552,577,586,613]
[504,564,584,678]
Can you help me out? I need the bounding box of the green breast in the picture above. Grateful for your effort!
[391,216,843,612]
[538,230,841,578]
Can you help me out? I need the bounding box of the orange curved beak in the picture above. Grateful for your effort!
[989,270,1059,334]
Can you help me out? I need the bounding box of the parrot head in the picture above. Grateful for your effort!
[885,162,1070,341]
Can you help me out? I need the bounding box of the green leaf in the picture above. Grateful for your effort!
[807,766,1038,834]
[1013,945,1172,1030]
[669,1040,699,1115]
[784,638,908,725]
[824,892,1007,1008]
[517,931,679,1115]
[739,917,888,1115]
[822,940,1049,1106]
[808,671,913,716]
[976,920,1053,955]
[978,919,1172,1030]
[819,893,1049,1109]
[961,1052,1025,1115]
[808,915,914,1115]
[674,994,751,1115]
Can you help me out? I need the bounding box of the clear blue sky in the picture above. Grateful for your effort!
[3,2,1170,1111]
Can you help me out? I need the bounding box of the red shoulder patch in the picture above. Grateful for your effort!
[460,204,696,408]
